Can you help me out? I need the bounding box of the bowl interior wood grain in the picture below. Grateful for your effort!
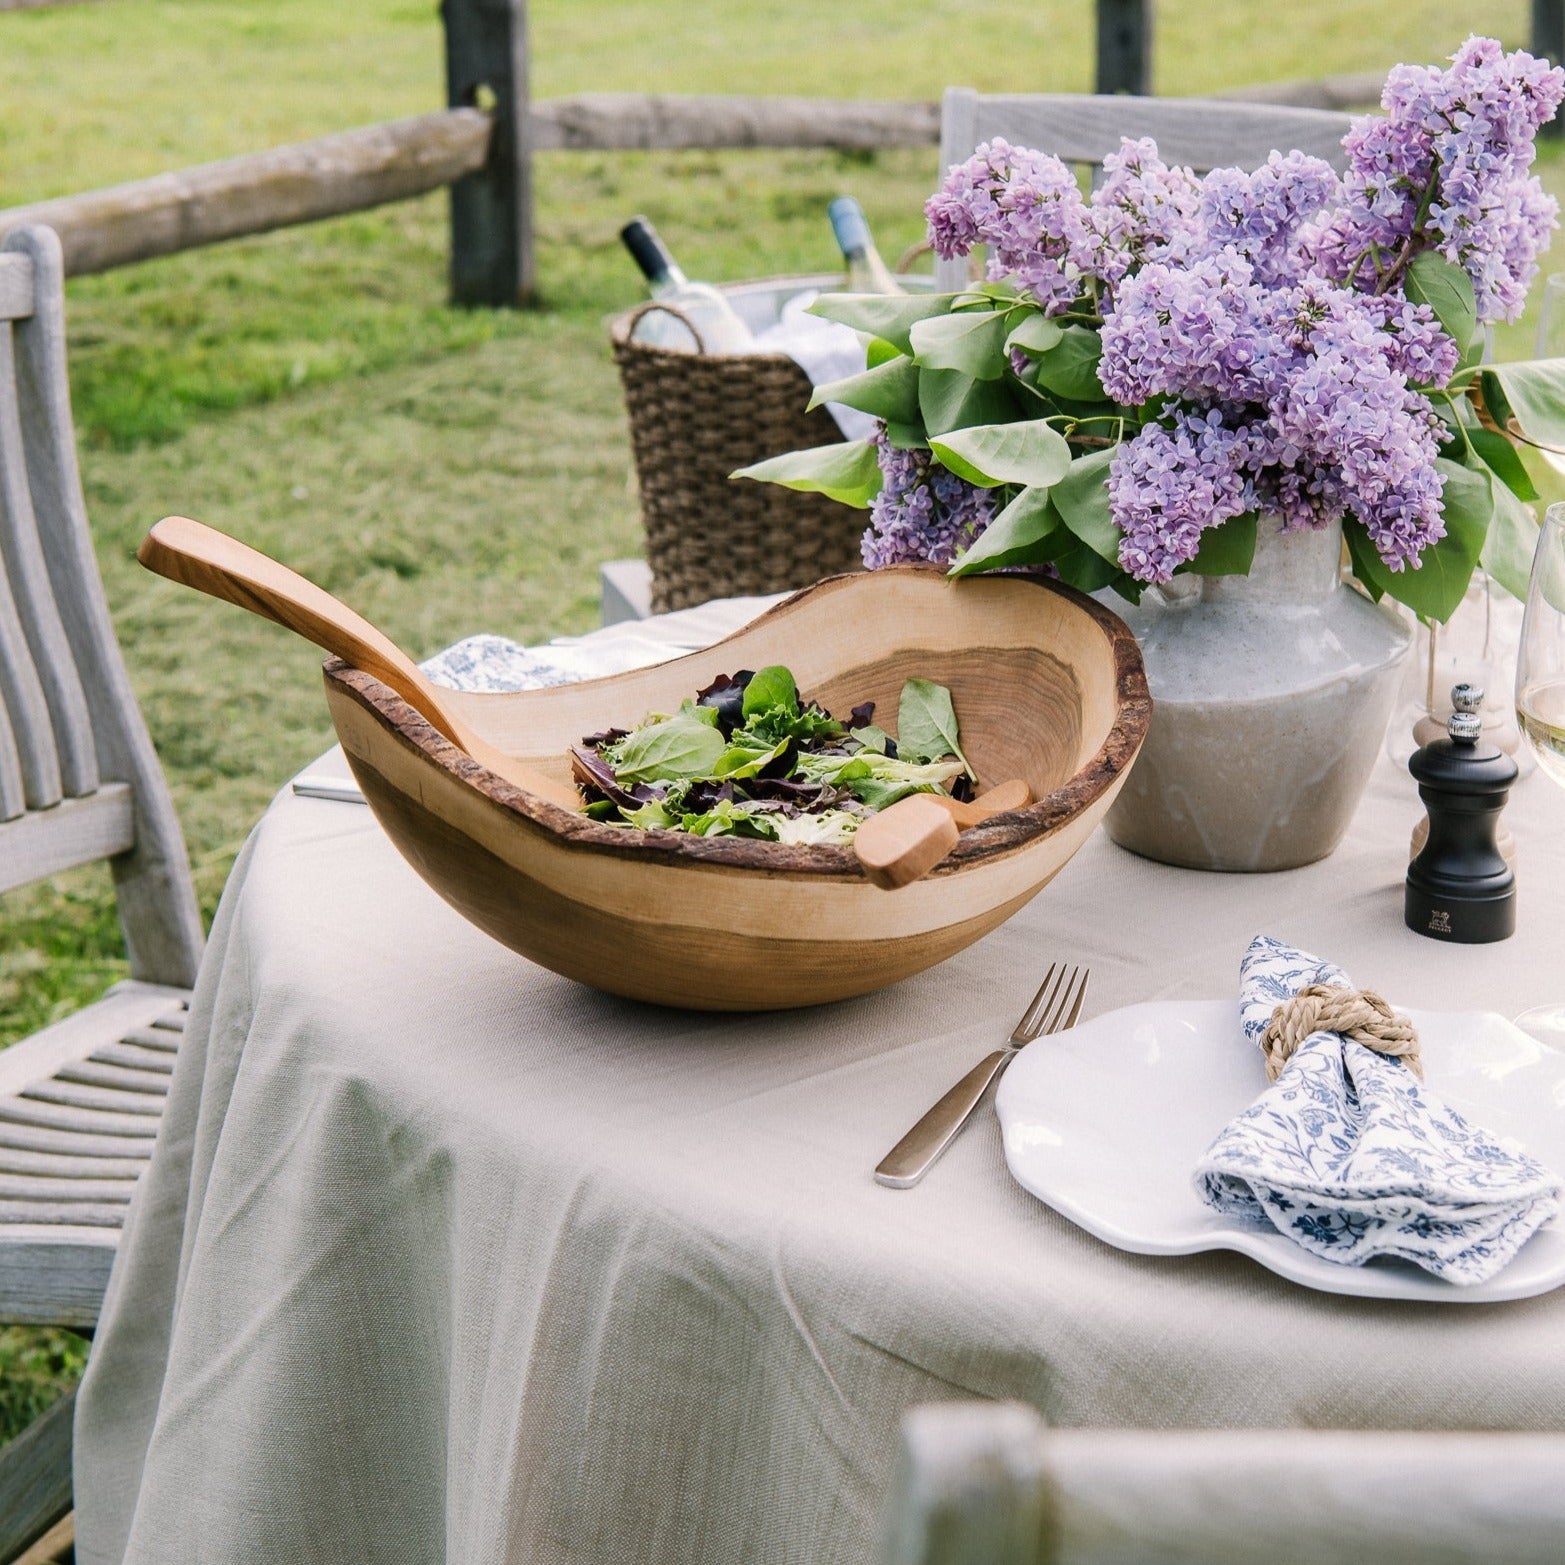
[321,568,1149,1009]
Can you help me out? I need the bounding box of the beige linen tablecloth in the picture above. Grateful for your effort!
[76,606,1565,1565]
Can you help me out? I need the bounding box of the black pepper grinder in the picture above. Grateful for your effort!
[1406,683,1517,943]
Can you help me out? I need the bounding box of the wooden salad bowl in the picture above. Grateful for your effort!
[322,567,1151,1010]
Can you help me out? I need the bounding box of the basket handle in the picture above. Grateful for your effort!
[626,299,708,354]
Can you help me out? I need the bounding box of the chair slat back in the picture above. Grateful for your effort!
[0,227,201,988]
[934,91,1355,289]
[883,1402,1565,1565]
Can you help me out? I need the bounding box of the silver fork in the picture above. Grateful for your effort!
[874,964,1090,1188]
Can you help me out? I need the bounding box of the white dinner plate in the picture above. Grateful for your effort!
[994,1000,1565,1303]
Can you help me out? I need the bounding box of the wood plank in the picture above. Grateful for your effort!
[5,227,206,988]
[0,469,62,813]
[0,254,32,322]
[120,1025,182,1052]
[0,1198,125,1227]
[0,326,100,799]
[0,110,492,277]
[0,1173,134,1203]
[0,1225,114,1325]
[1219,72,1386,111]
[884,1402,1050,1565]
[0,782,135,895]
[22,1080,166,1117]
[444,0,534,306]
[0,981,187,1097]
[528,93,941,153]
[53,1059,170,1096]
[0,1146,146,1180]
[88,1040,177,1074]
[966,93,1352,172]
[0,1120,155,1161]
[0,1098,160,1138]
[0,1390,74,1565]
[13,1512,73,1565]
[0,678,23,820]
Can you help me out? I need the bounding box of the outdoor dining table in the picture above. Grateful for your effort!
[74,594,1565,1565]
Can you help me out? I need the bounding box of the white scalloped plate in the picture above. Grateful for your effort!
[995,1001,1565,1302]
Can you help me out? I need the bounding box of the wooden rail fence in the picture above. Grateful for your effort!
[5,0,1555,304]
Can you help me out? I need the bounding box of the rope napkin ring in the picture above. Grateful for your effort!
[1260,984,1423,1082]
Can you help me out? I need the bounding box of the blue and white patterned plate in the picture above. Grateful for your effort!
[995,1000,1565,1302]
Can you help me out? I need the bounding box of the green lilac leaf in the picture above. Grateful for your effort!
[1006,313,1065,357]
[929,418,1072,489]
[741,665,799,719]
[949,485,1060,576]
[918,368,1020,438]
[1475,461,1540,602]
[897,678,975,778]
[1182,512,1259,577]
[882,420,929,450]
[866,336,902,368]
[731,439,881,508]
[1052,446,1121,563]
[1046,531,1126,593]
[808,356,920,422]
[908,308,1014,380]
[1405,253,1477,357]
[1481,361,1565,454]
[1467,426,1540,502]
[807,292,961,353]
[1030,326,1106,401]
[1348,456,1489,621]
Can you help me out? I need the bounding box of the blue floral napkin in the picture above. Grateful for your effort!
[1193,935,1561,1285]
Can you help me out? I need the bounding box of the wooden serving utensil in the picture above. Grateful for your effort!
[854,777,1031,890]
[137,516,582,813]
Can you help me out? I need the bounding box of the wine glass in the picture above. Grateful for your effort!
[1514,502,1565,1046]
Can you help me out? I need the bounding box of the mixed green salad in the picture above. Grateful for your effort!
[571,666,973,845]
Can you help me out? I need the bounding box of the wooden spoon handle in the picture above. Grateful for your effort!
[855,778,1032,890]
[854,793,961,890]
[139,516,468,744]
[138,517,582,813]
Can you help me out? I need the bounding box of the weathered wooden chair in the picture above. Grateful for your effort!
[882,1400,1565,1564]
[933,90,1353,291]
[0,224,203,1564]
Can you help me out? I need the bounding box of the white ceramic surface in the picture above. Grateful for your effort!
[995,999,1565,1303]
[1102,515,1412,871]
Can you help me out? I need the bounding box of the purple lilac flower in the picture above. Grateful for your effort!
[1265,286,1447,568]
[861,428,998,569]
[1100,269,1452,578]
[1109,408,1256,583]
[1198,150,1341,285]
[1087,137,1204,288]
[925,138,1096,313]
[1098,248,1277,406]
[1313,36,1565,321]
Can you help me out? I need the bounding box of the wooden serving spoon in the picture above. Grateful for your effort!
[137,516,582,813]
[854,777,1031,890]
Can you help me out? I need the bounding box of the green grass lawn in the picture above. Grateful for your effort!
[0,0,1553,1443]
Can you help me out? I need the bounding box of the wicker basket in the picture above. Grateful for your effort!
[610,275,868,613]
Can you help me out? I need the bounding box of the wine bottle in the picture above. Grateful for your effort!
[619,217,752,354]
[827,196,904,295]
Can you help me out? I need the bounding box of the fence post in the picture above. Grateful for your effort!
[441,0,534,305]
[1095,0,1152,96]
[1535,0,1565,138]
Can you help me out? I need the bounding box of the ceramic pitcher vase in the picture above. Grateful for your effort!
[1103,514,1411,872]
